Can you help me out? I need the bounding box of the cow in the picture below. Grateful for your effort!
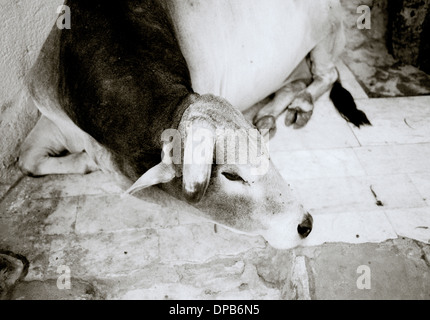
[18,0,370,249]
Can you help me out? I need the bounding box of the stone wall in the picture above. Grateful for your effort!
[0,0,63,184]
[340,0,430,97]
[340,0,389,51]
[340,0,430,75]
[387,0,430,74]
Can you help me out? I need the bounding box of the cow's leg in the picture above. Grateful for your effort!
[19,115,98,177]
[284,36,339,129]
[254,34,339,132]
[253,79,309,134]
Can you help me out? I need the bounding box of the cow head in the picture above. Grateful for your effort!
[125,94,313,249]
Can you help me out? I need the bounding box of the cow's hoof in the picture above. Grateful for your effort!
[285,92,314,129]
[254,115,277,139]
[285,109,313,129]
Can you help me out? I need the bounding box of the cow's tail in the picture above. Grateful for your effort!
[329,80,371,127]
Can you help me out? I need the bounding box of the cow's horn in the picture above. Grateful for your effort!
[182,122,215,203]
[122,162,176,197]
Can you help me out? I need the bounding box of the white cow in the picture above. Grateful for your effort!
[18,0,369,249]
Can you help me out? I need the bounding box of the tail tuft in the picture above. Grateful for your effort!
[330,81,371,128]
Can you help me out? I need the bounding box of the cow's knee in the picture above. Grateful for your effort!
[18,150,46,177]
[314,67,338,89]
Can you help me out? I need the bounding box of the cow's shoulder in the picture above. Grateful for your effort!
[58,1,193,178]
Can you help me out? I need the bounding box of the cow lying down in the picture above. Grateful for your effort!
[18,0,370,249]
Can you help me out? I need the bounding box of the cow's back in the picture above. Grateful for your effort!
[47,0,194,179]
[162,0,343,111]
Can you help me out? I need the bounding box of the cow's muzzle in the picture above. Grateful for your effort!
[297,213,313,239]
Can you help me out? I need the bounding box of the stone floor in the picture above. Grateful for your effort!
[1,61,430,300]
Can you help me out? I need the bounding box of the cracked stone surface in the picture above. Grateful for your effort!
[2,165,429,300]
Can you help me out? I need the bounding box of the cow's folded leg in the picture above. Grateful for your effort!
[18,115,98,177]
[253,80,308,134]
[20,151,98,177]
[284,90,314,129]
[286,35,339,129]
[254,115,277,140]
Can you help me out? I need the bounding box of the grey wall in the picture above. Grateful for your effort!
[387,0,430,73]
[0,0,63,184]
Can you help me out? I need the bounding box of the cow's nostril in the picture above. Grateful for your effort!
[298,213,313,239]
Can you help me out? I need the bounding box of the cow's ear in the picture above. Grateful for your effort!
[123,162,176,196]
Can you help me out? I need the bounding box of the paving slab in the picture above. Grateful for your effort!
[303,211,397,246]
[272,148,366,181]
[1,172,123,201]
[47,230,160,279]
[354,143,430,176]
[350,96,430,146]
[409,173,430,206]
[289,174,427,215]
[75,194,180,234]
[295,239,430,300]
[385,208,430,244]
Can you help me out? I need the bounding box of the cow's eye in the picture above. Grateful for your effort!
[222,172,245,182]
